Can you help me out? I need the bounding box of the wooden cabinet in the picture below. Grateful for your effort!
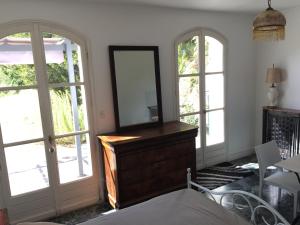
[98,121,198,208]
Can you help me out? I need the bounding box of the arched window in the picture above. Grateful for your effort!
[176,29,226,159]
[0,21,98,223]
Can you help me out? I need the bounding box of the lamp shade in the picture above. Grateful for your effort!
[253,0,286,41]
[266,67,281,84]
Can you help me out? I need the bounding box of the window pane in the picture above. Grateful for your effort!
[179,76,199,114]
[56,134,92,184]
[50,85,88,135]
[5,142,49,196]
[180,114,200,149]
[205,36,223,73]
[42,32,83,83]
[0,89,43,144]
[205,74,224,110]
[177,36,199,75]
[0,32,37,87]
[206,110,224,146]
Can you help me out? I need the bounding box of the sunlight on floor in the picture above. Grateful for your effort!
[6,143,92,196]
[237,162,277,171]
[101,209,117,215]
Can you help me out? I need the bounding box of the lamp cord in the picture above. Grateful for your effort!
[267,0,273,10]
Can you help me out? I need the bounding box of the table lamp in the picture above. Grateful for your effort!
[266,64,281,106]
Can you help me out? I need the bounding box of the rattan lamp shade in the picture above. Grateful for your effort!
[253,0,286,41]
[266,67,281,84]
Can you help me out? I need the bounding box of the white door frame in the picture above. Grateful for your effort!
[0,20,100,223]
[175,28,228,168]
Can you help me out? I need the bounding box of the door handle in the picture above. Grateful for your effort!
[49,146,55,153]
[48,136,56,153]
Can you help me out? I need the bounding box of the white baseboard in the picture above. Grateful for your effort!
[196,148,226,168]
[227,148,254,161]
[10,197,100,225]
[10,209,56,225]
[205,155,226,167]
[196,147,255,169]
[59,196,100,215]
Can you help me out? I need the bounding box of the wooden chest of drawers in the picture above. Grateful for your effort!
[98,121,198,208]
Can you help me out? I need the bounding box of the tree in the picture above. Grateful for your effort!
[0,33,84,143]
[0,32,80,95]
[177,36,198,75]
[177,36,210,128]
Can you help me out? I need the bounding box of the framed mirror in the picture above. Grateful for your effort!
[109,46,163,131]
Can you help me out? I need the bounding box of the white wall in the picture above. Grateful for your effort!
[255,6,300,144]
[0,0,256,209]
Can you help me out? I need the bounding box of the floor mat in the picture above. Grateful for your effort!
[195,162,255,190]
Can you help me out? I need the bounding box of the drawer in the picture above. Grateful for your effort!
[118,151,144,171]
[118,160,168,185]
[119,176,169,201]
[118,141,194,171]
[119,169,187,202]
[118,169,142,185]
[118,154,193,186]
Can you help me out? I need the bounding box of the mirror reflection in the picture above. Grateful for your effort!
[114,51,158,127]
[109,46,162,130]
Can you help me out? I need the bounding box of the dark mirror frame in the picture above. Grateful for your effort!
[109,45,163,132]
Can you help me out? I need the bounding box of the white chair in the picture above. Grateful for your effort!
[255,140,300,219]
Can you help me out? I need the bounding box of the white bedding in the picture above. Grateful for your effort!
[80,189,251,225]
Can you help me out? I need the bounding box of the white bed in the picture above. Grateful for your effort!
[19,169,290,225]
[80,188,250,225]
[77,168,290,225]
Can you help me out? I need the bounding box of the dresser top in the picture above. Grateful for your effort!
[98,121,198,145]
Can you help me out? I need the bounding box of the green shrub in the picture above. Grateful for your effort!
[51,92,85,145]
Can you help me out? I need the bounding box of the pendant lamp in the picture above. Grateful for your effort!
[253,0,286,41]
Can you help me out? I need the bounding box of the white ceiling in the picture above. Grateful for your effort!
[78,0,299,13]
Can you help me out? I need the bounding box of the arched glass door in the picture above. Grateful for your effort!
[176,30,226,167]
[0,23,98,223]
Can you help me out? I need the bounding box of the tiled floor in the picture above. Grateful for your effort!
[49,203,113,225]
[216,154,297,224]
[49,154,299,224]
